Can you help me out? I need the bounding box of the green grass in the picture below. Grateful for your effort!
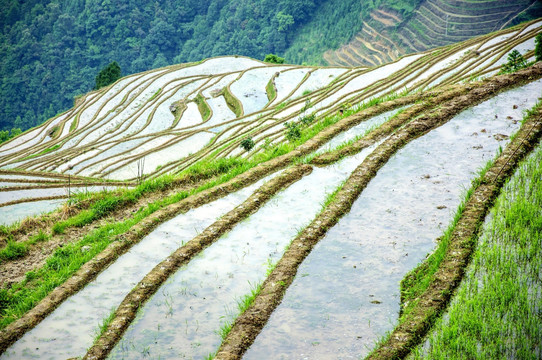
[400,100,541,314]
[194,93,211,121]
[94,307,116,342]
[324,107,408,155]
[21,144,61,160]
[399,154,495,314]
[0,170,247,330]
[149,88,162,101]
[266,77,277,102]
[409,140,542,359]
[0,240,28,262]
[215,258,277,343]
[288,90,409,150]
[216,281,263,342]
[222,86,243,117]
[180,157,247,181]
[0,230,50,264]
[51,175,176,234]
[320,180,345,210]
[69,117,78,132]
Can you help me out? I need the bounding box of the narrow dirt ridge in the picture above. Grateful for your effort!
[366,82,542,359]
[83,164,313,359]
[213,64,542,359]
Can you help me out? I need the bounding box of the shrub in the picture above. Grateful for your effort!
[264,54,285,64]
[284,122,301,142]
[300,113,315,125]
[240,137,255,151]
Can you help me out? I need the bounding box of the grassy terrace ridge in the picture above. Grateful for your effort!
[265,75,278,104]
[408,124,542,359]
[367,83,542,359]
[221,85,244,118]
[194,93,212,122]
[212,63,542,360]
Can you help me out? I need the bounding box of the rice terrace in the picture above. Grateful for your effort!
[0,10,542,360]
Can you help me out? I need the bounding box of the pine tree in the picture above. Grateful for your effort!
[500,50,527,74]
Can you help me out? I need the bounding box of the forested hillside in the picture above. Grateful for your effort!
[0,0,540,135]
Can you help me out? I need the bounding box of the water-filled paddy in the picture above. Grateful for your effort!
[244,79,541,360]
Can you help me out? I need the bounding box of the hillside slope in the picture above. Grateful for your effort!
[323,0,542,67]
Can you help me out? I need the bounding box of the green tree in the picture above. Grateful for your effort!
[0,130,10,143]
[94,61,121,90]
[500,50,527,74]
[10,128,22,137]
[264,54,285,64]
[276,11,294,32]
[535,33,542,62]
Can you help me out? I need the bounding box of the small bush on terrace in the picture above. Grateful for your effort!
[284,121,301,142]
[240,137,255,151]
[264,54,285,64]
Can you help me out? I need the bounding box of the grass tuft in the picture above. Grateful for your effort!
[0,240,28,262]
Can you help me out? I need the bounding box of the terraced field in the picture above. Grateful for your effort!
[324,0,540,67]
[0,20,541,360]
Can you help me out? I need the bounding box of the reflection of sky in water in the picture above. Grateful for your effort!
[0,175,273,360]
[230,67,288,115]
[0,199,65,226]
[244,79,542,360]
[314,106,409,155]
[109,144,381,360]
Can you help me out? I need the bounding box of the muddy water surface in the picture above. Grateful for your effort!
[243,79,542,360]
